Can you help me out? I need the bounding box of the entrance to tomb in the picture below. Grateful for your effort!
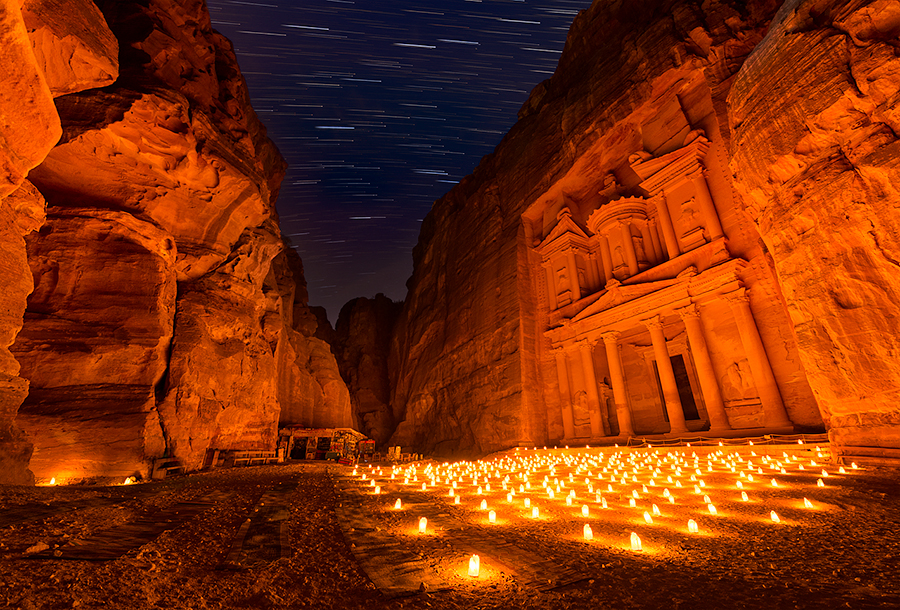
[652,354,701,422]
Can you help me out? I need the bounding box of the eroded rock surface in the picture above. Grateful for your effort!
[388,0,832,457]
[3,0,351,480]
[0,0,62,484]
[729,0,900,452]
[333,295,402,445]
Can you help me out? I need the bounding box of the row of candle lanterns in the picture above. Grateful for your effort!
[353,445,856,579]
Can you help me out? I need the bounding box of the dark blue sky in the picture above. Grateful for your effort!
[205,0,593,321]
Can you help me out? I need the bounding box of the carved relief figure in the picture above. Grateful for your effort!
[633,234,647,264]
[612,244,625,270]
[678,197,706,250]
[572,390,590,427]
[721,359,756,401]
[556,266,571,305]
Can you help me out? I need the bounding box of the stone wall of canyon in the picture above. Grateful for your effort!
[387,0,900,458]
[0,0,350,484]
[729,0,900,455]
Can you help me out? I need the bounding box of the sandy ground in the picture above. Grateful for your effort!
[1,453,899,610]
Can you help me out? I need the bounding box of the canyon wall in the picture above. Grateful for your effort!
[729,0,900,455]
[333,294,402,445]
[0,0,350,483]
[388,0,899,458]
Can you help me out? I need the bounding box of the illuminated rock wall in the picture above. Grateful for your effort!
[0,0,350,482]
[391,0,887,456]
[333,294,402,445]
[729,0,900,454]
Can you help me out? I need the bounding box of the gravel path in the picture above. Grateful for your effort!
[0,454,898,610]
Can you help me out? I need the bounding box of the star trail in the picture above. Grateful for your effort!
[205,0,593,321]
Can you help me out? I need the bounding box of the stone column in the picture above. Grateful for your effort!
[544,265,558,310]
[676,304,731,431]
[554,348,576,440]
[620,221,639,277]
[643,315,689,434]
[688,169,724,240]
[599,237,613,284]
[578,339,604,439]
[566,250,581,302]
[727,291,793,428]
[654,194,681,259]
[601,331,634,436]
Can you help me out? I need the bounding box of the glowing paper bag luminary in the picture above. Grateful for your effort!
[468,554,480,577]
[630,532,642,551]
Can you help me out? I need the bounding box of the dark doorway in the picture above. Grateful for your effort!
[653,354,701,421]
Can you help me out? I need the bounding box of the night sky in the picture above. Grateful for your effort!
[205,0,593,321]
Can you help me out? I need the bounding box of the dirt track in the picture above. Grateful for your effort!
[1,457,898,610]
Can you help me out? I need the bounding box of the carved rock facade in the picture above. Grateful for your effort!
[389,0,900,458]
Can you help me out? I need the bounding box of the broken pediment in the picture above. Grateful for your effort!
[631,136,710,195]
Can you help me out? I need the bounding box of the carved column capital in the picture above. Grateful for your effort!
[641,314,664,331]
[576,337,598,350]
[600,330,620,345]
[724,288,750,307]
[675,303,700,321]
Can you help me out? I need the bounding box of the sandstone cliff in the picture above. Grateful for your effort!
[388,0,840,457]
[0,0,350,483]
[729,0,900,455]
[333,294,402,445]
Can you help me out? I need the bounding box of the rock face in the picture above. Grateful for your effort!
[333,295,402,445]
[0,0,65,485]
[729,0,900,453]
[0,0,351,482]
[387,0,900,457]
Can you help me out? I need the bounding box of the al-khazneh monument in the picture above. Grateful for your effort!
[531,126,807,442]
[387,0,899,463]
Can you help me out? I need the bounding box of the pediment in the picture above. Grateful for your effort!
[630,136,710,183]
[571,278,678,321]
[537,208,591,253]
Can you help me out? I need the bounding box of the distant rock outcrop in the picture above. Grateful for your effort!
[0,0,350,483]
[332,294,402,445]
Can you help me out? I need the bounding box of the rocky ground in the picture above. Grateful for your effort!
[1,453,898,610]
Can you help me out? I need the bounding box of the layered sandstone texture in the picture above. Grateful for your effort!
[333,295,402,445]
[1,0,350,482]
[389,0,844,456]
[0,0,67,485]
[729,0,900,453]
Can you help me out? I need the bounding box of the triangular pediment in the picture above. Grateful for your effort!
[571,277,679,321]
[537,208,591,253]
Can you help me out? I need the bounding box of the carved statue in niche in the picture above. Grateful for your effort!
[721,359,756,401]
[577,264,587,294]
[612,244,625,271]
[633,234,647,265]
[572,390,591,427]
[556,266,571,305]
[679,197,706,251]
